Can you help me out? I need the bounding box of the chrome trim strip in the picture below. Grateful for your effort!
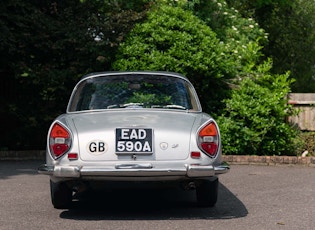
[115,163,153,169]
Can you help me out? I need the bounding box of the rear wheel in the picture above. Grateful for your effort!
[196,178,218,207]
[50,180,72,209]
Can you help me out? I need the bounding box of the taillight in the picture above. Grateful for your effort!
[49,123,71,159]
[198,122,219,157]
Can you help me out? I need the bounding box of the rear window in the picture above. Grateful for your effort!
[68,73,200,112]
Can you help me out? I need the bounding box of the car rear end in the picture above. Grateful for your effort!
[38,71,229,208]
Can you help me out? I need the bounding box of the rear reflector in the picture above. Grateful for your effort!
[191,151,201,159]
[68,153,78,160]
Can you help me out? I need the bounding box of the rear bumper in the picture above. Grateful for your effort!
[38,162,229,179]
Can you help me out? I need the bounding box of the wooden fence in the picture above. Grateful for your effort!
[288,93,315,131]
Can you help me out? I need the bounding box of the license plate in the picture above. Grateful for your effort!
[115,128,153,154]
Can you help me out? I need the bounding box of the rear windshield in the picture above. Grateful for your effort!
[68,74,200,112]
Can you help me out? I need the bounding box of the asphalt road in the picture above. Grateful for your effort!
[0,161,314,230]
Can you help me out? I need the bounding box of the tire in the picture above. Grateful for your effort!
[196,178,218,207]
[50,180,72,209]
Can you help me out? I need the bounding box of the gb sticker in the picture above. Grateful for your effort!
[87,140,108,155]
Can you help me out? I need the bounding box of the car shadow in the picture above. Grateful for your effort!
[59,182,247,220]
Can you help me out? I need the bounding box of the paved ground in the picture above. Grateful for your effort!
[0,161,314,230]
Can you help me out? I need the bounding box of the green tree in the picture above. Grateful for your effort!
[184,0,268,63]
[114,0,301,155]
[113,3,225,112]
[0,0,148,149]
[226,0,315,92]
[261,0,315,92]
[113,1,266,113]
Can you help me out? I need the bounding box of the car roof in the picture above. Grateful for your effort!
[80,71,189,81]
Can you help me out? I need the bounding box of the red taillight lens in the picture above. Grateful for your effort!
[198,122,219,157]
[51,123,70,138]
[49,123,71,159]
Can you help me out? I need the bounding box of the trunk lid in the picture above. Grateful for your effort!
[69,110,198,161]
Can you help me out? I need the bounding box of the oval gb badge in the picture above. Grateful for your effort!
[87,140,108,155]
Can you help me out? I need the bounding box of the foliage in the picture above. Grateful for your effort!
[113,1,267,113]
[217,60,300,155]
[0,0,308,155]
[113,1,301,155]
[261,0,315,92]
[0,0,149,150]
[226,0,315,93]
[127,92,172,105]
[167,0,269,78]
[113,3,224,112]
[225,0,290,14]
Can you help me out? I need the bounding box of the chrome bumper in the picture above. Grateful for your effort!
[38,162,229,179]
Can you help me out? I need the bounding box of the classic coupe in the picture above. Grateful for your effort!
[38,71,229,209]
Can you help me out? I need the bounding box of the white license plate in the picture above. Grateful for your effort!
[115,128,153,154]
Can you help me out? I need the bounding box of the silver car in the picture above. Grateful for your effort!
[38,71,229,209]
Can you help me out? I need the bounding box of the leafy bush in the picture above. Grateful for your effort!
[113,3,237,112]
[113,1,301,156]
[217,61,301,155]
[113,1,270,114]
